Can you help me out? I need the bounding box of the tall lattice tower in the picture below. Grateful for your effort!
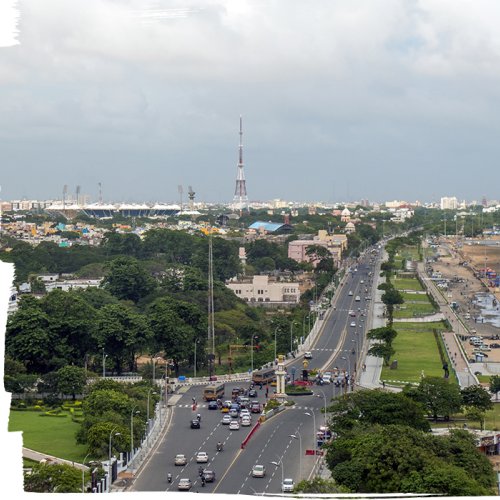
[233,116,249,215]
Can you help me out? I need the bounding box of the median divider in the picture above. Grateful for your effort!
[241,421,260,449]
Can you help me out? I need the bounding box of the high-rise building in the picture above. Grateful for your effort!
[440,196,458,210]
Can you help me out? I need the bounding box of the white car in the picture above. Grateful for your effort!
[241,416,252,426]
[350,322,356,327]
[229,420,240,430]
[348,291,353,296]
[240,409,251,418]
[221,414,232,425]
[175,454,187,466]
[304,351,313,359]
[252,465,266,477]
[196,452,209,463]
[282,478,295,492]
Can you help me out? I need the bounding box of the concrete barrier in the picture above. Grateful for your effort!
[241,421,260,449]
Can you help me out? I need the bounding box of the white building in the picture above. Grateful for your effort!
[440,196,458,210]
[226,275,300,306]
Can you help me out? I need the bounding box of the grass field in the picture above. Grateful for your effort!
[8,410,88,463]
[393,301,438,319]
[400,292,430,302]
[393,277,424,291]
[381,322,447,384]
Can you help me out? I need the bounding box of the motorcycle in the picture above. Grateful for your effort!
[167,473,172,483]
[216,443,223,452]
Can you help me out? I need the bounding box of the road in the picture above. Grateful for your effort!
[130,248,382,494]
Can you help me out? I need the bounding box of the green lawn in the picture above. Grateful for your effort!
[393,301,437,319]
[393,277,424,291]
[401,292,429,302]
[381,322,447,384]
[8,410,88,463]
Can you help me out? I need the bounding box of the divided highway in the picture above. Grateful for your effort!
[131,249,382,494]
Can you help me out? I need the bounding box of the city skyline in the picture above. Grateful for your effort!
[1,1,500,203]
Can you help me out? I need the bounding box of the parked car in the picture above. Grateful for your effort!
[252,465,266,477]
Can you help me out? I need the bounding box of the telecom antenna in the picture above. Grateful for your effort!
[207,231,215,378]
[188,185,195,210]
[232,116,249,216]
[76,185,81,205]
[178,185,184,213]
[98,182,103,204]
[63,184,68,210]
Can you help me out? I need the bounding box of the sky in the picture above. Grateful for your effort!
[1,0,500,205]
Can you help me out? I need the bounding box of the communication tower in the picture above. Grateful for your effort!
[232,116,249,215]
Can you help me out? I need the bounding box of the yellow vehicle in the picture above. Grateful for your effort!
[252,368,276,386]
[203,383,225,401]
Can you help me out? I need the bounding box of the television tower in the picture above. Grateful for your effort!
[232,116,249,215]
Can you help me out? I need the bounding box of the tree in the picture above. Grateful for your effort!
[86,421,129,457]
[102,256,156,302]
[367,343,395,366]
[405,377,462,421]
[490,375,500,401]
[295,477,349,494]
[381,288,404,322]
[24,462,83,493]
[367,326,398,345]
[93,303,152,373]
[461,384,494,412]
[56,366,87,400]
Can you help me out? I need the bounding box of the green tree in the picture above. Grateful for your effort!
[490,375,500,401]
[381,288,404,322]
[102,256,156,302]
[367,343,395,366]
[366,326,398,345]
[405,377,462,421]
[295,477,349,493]
[93,303,152,373]
[461,384,494,412]
[86,421,129,457]
[24,462,83,493]
[56,366,87,400]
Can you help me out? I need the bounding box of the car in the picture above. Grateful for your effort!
[175,454,187,466]
[251,402,261,413]
[229,408,239,418]
[208,401,218,410]
[178,478,192,491]
[355,295,361,302]
[248,389,258,398]
[365,296,371,300]
[304,351,313,359]
[348,291,353,296]
[241,416,252,426]
[282,478,295,492]
[322,375,331,384]
[239,397,250,408]
[240,408,251,417]
[191,419,200,429]
[229,420,240,430]
[221,414,232,425]
[252,464,266,477]
[221,405,229,413]
[202,470,216,483]
[360,280,364,284]
[350,322,356,327]
[349,310,356,317]
[196,452,209,463]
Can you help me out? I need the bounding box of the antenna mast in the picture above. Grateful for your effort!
[232,116,249,216]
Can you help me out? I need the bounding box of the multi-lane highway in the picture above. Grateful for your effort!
[131,247,382,494]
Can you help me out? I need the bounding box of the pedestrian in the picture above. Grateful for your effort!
[265,387,269,398]
[382,381,386,388]
[362,363,366,372]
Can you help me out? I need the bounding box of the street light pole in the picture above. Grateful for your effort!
[130,406,140,469]
[290,321,298,354]
[82,452,91,493]
[290,431,302,478]
[194,340,198,378]
[274,327,281,363]
[102,349,107,378]
[304,411,317,457]
[315,390,327,427]
[146,389,156,448]
[108,429,120,493]
[270,456,284,486]
[251,335,258,373]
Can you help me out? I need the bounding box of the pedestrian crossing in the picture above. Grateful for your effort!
[311,348,335,352]
[175,403,321,411]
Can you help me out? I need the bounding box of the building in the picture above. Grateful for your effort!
[440,196,458,210]
[340,208,351,222]
[288,230,348,267]
[225,275,300,306]
[247,221,293,235]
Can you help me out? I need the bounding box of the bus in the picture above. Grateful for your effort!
[203,383,225,401]
[252,368,276,386]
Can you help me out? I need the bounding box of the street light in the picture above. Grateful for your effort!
[315,390,328,426]
[302,315,310,347]
[108,429,120,493]
[270,456,284,486]
[146,389,157,447]
[82,452,91,493]
[152,353,163,383]
[290,431,302,478]
[304,411,317,457]
[194,340,199,378]
[274,327,282,363]
[130,406,140,469]
[251,335,258,373]
[290,321,298,354]
[102,349,108,378]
